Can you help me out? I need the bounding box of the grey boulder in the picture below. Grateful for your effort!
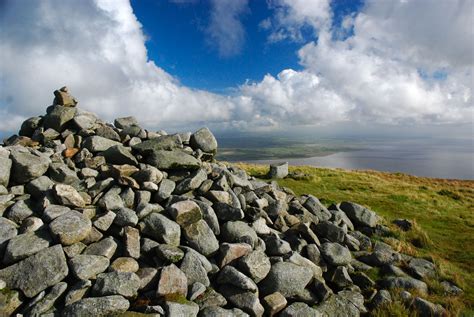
[0,244,68,298]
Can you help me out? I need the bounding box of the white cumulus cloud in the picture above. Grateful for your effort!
[0,0,472,134]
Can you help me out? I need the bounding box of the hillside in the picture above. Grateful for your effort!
[0,87,469,316]
[237,163,474,315]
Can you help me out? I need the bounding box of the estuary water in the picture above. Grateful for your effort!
[246,138,474,180]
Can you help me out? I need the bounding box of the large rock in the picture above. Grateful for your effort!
[9,147,51,184]
[190,127,218,153]
[101,145,138,165]
[183,219,219,256]
[4,229,52,264]
[164,301,200,317]
[320,242,352,266]
[314,291,364,317]
[380,276,428,295]
[268,162,288,179]
[83,136,121,153]
[49,210,92,245]
[114,116,139,129]
[238,250,271,283]
[69,255,110,280]
[139,212,181,246]
[53,184,86,208]
[132,135,182,153]
[0,217,17,248]
[52,86,77,107]
[0,245,68,298]
[0,156,11,187]
[62,295,129,316]
[220,286,264,317]
[339,202,379,228]
[168,200,203,227]
[261,262,313,297]
[147,149,201,170]
[156,264,188,297]
[43,105,77,131]
[92,272,140,298]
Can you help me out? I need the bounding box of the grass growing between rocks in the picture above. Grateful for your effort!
[235,163,474,315]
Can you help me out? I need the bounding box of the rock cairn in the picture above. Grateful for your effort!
[0,88,458,316]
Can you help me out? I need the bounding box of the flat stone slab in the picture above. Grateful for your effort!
[0,245,68,298]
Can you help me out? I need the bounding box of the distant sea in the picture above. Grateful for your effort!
[241,138,474,180]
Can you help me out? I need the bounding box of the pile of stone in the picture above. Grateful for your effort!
[0,88,459,316]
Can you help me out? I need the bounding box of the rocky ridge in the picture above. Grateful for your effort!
[0,87,458,316]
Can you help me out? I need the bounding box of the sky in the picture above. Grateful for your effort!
[0,0,473,136]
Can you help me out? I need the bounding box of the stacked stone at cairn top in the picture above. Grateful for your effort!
[0,87,457,316]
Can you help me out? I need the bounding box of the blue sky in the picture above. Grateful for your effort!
[0,0,472,133]
[131,0,363,92]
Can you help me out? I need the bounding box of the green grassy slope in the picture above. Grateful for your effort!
[235,163,474,315]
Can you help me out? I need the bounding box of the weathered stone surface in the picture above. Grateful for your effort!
[43,105,77,131]
[124,226,140,259]
[221,221,258,248]
[238,250,271,283]
[0,217,17,248]
[321,242,352,266]
[0,245,68,298]
[4,229,52,264]
[314,291,364,317]
[380,276,428,295]
[114,116,139,129]
[5,199,34,223]
[157,264,188,297]
[263,292,287,316]
[83,236,118,258]
[49,210,92,245]
[147,149,201,170]
[69,254,109,280]
[73,112,97,130]
[340,202,379,228]
[220,286,264,317]
[413,297,447,316]
[49,162,80,185]
[132,135,182,153]
[155,178,176,201]
[27,281,68,316]
[183,219,219,256]
[164,300,199,317]
[261,262,313,297]
[0,288,22,316]
[93,211,116,231]
[25,175,54,198]
[63,295,130,316]
[280,302,320,317]
[113,207,138,227]
[155,244,185,263]
[180,250,210,287]
[219,242,252,268]
[64,280,92,306]
[110,257,139,273]
[268,162,288,179]
[174,168,208,194]
[0,157,11,187]
[83,136,121,153]
[102,145,138,165]
[190,127,218,153]
[53,184,86,208]
[168,200,203,227]
[92,272,140,298]
[406,257,436,279]
[218,266,258,293]
[139,212,181,246]
[53,86,77,107]
[9,148,51,184]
